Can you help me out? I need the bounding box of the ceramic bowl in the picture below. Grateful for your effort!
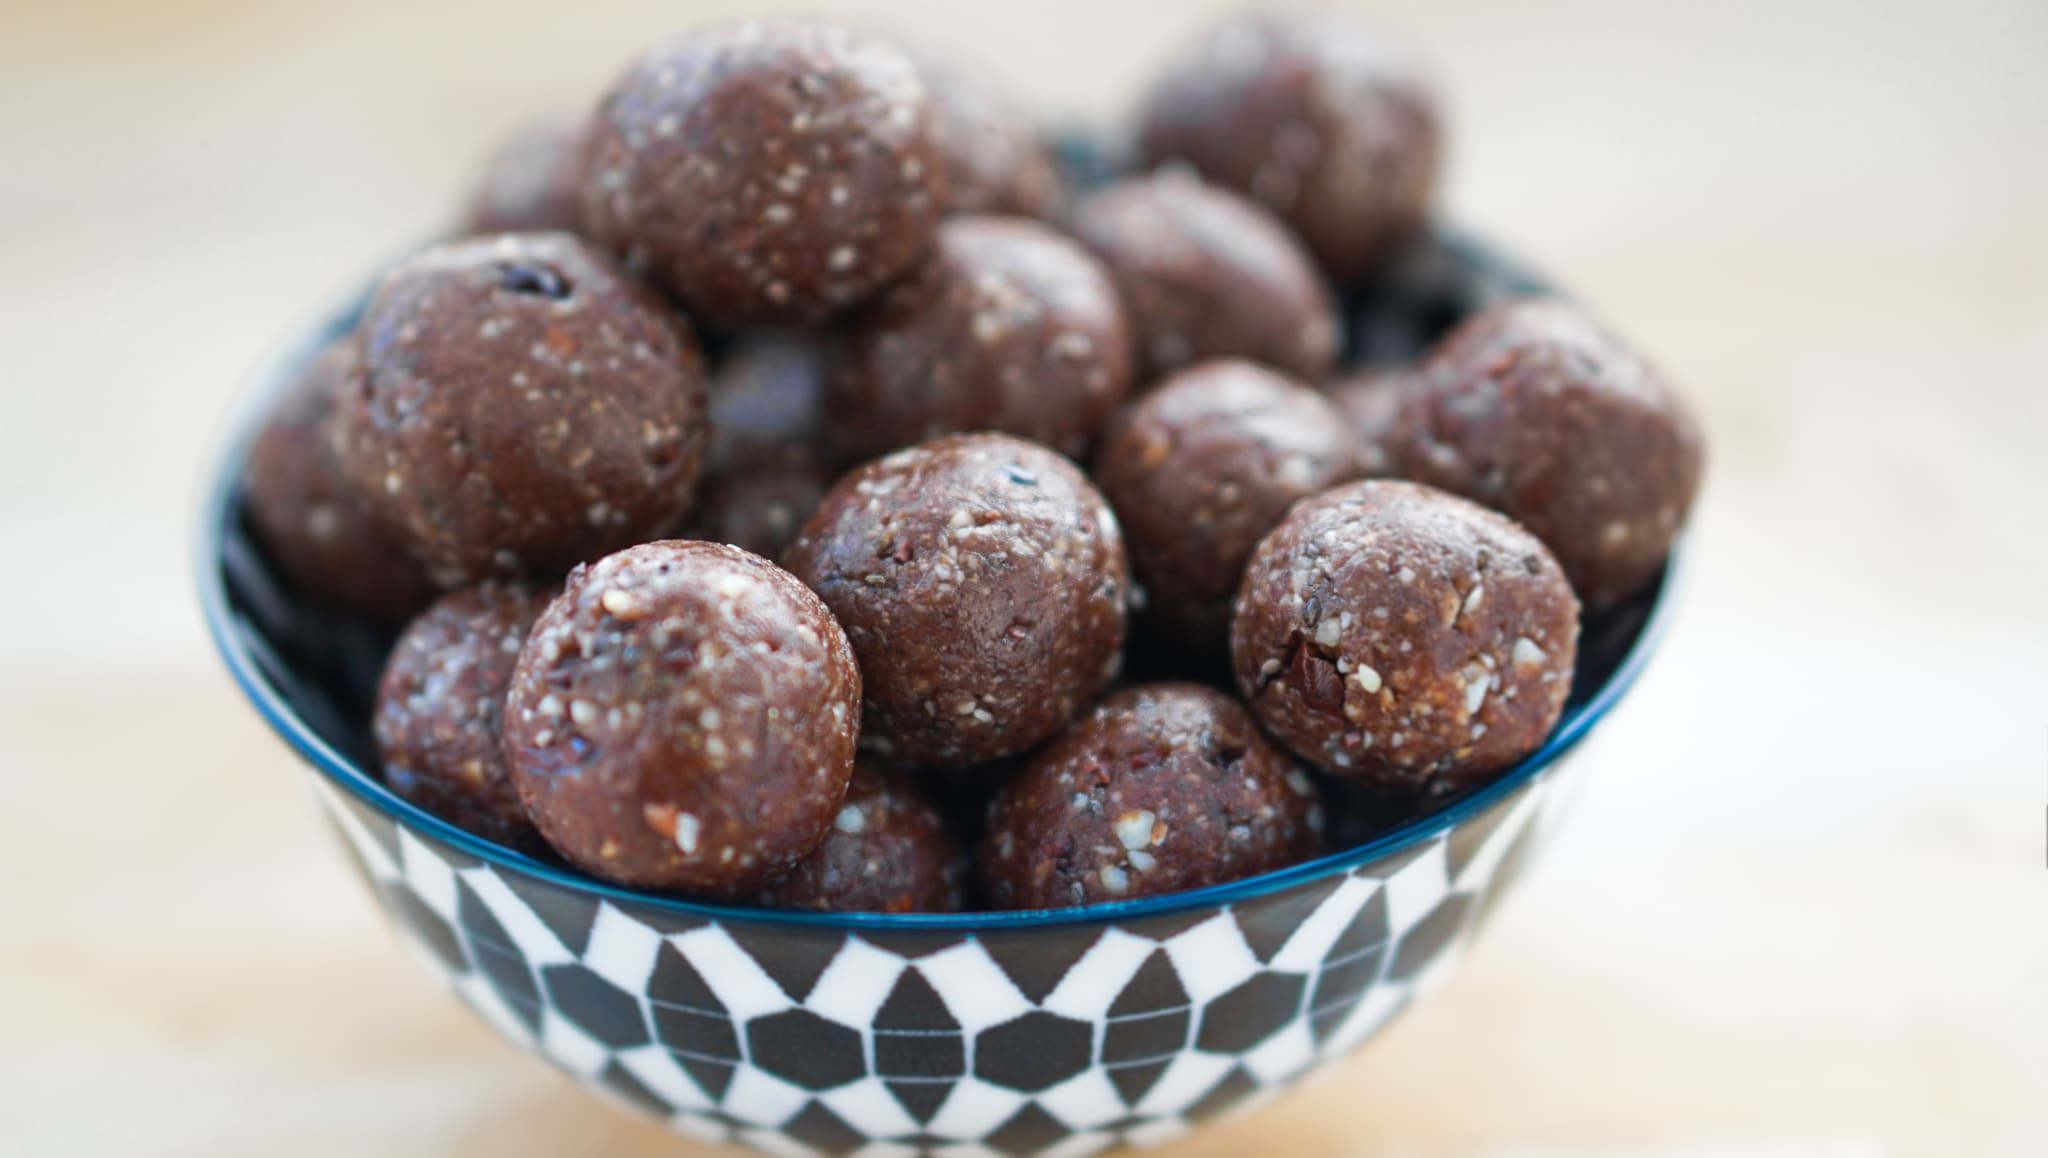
[199,229,1679,1157]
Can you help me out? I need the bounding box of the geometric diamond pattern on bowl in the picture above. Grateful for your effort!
[302,746,1564,1157]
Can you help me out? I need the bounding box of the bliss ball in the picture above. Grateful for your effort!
[502,541,861,894]
[977,682,1323,910]
[1137,9,1443,283]
[338,233,709,588]
[759,760,968,913]
[1231,480,1580,796]
[785,433,1129,768]
[583,18,947,329]
[1072,168,1339,381]
[908,43,1067,220]
[374,582,553,851]
[1328,365,1416,477]
[1094,359,1361,645]
[462,117,590,236]
[685,333,831,560]
[825,215,1134,464]
[1391,299,1703,607]
[242,339,436,623]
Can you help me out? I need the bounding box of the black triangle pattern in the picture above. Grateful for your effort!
[724,924,845,1003]
[977,927,1104,1004]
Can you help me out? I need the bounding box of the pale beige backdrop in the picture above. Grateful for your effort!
[1,1,2044,1155]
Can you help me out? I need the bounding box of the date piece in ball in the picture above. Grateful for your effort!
[978,682,1323,910]
[826,215,1134,463]
[1073,169,1339,381]
[375,582,553,851]
[1138,9,1442,283]
[1231,480,1579,797]
[583,18,947,328]
[463,117,591,236]
[502,541,861,894]
[1094,359,1361,645]
[758,760,967,913]
[242,338,435,624]
[338,233,709,588]
[785,433,1129,769]
[1391,298,1703,607]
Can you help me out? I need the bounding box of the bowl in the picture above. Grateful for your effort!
[199,229,1680,1157]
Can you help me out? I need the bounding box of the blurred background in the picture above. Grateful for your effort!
[2,0,2043,1154]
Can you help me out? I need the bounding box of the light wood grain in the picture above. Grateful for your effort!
[1,0,2045,1154]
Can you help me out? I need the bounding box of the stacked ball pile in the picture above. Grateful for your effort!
[242,10,1701,913]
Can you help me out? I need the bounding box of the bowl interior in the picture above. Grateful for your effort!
[198,227,1676,933]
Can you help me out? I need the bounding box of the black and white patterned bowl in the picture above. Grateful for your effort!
[199,230,1680,1158]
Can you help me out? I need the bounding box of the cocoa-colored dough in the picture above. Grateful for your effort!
[501,541,861,893]
[583,18,947,328]
[374,582,553,851]
[1231,480,1580,796]
[1072,169,1339,381]
[1094,359,1361,645]
[338,232,709,588]
[784,433,1129,768]
[1328,365,1415,477]
[687,333,831,560]
[1391,299,1703,606]
[242,339,436,623]
[1137,9,1442,283]
[825,215,1134,463]
[910,44,1067,220]
[977,682,1323,910]
[463,118,590,236]
[758,760,968,912]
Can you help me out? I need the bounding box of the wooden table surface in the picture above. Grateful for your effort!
[2,1,2044,1154]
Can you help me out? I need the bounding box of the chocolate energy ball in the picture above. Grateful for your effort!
[338,232,709,588]
[1137,9,1443,283]
[374,582,553,851]
[1390,299,1704,607]
[463,117,590,236]
[784,433,1129,768]
[583,18,947,329]
[978,682,1323,910]
[1231,480,1580,796]
[910,44,1067,220]
[686,333,831,560]
[502,541,862,894]
[758,760,968,913]
[1072,169,1339,381]
[1094,359,1362,645]
[1328,365,1415,477]
[825,215,1135,463]
[242,339,436,623]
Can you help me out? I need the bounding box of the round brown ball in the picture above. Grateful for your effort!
[686,333,831,560]
[1231,480,1580,796]
[784,433,1129,769]
[338,233,709,588]
[825,215,1134,463]
[374,583,553,851]
[582,18,947,329]
[910,44,1067,220]
[977,682,1323,910]
[501,541,861,893]
[1390,299,1703,607]
[242,339,436,623]
[1072,169,1339,381]
[758,760,967,913]
[463,117,590,236]
[1328,365,1416,477]
[1094,359,1361,644]
[1137,9,1443,282]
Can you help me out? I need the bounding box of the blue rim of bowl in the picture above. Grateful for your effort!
[197,292,1685,934]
